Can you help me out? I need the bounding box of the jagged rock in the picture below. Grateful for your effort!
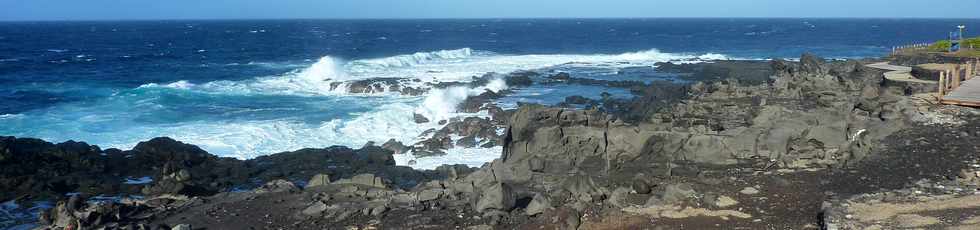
[475,182,516,213]
[302,201,328,216]
[414,113,430,123]
[660,183,696,204]
[171,224,192,230]
[528,157,545,172]
[417,188,444,202]
[608,187,634,208]
[334,174,387,189]
[358,146,396,166]
[307,174,332,188]
[632,180,652,194]
[381,139,410,155]
[391,193,418,205]
[525,193,552,216]
[560,175,604,203]
[255,179,300,194]
[800,52,826,74]
[564,95,595,105]
[365,202,388,216]
[505,71,536,87]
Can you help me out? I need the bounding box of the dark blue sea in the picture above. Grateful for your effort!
[0,18,977,168]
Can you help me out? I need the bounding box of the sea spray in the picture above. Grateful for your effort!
[295,56,348,82]
[416,78,508,122]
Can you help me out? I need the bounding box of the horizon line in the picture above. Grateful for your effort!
[2,16,980,23]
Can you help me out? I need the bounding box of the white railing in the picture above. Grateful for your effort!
[892,43,931,54]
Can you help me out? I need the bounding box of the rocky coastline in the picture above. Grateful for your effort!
[3,53,980,229]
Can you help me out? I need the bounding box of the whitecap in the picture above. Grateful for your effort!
[137,80,196,90]
[0,114,23,119]
[349,48,475,69]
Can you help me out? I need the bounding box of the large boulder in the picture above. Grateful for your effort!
[334,173,388,189]
[475,182,517,213]
[307,174,332,188]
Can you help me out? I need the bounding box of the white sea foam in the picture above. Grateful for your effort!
[394,146,503,170]
[0,114,23,119]
[137,80,196,90]
[416,78,508,121]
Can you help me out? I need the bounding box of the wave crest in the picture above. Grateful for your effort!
[350,48,475,69]
[137,80,196,90]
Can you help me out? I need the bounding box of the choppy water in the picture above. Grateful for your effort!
[1,18,977,169]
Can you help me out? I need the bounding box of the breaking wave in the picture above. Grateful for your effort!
[350,48,476,69]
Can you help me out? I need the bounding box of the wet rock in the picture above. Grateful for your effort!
[564,95,595,105]
[381,139,410,155]
[414,113,430,123]
[505,71,536,87]
[358,146,396,166]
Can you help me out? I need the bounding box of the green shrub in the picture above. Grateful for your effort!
[927,38,980,52]
[929,40,952,52]
[964,37,980,50]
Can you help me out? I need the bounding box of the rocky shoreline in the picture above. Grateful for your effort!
[3,53,980,229]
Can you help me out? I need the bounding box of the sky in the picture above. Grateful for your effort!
[1,0,979,21]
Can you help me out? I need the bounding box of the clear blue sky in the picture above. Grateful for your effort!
[1,0,978,21]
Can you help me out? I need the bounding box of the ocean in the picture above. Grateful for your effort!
[1,18,977,169]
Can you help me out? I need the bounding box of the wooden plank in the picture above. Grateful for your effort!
[941,99,980,107]
[942,74,980,107]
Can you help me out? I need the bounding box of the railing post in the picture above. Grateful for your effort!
[939,71,946,100]
[954,65,962,88]
[969,61,976,80]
